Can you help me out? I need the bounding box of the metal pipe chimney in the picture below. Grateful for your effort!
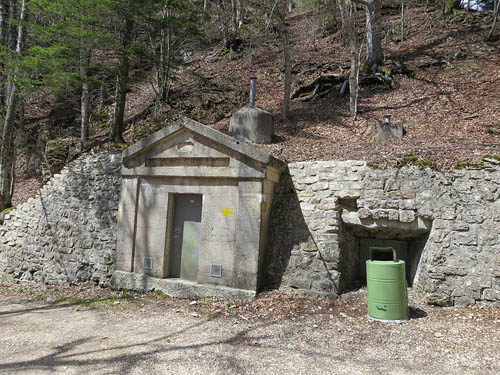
[249,77,257,108]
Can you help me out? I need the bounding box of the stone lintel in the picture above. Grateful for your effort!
[341,210,431,237]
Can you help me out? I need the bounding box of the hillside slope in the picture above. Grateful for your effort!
[12,4,500,205]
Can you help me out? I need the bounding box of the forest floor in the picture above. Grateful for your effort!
[177,4,500,169]
[12,4,500,205]
[0,282,499,374]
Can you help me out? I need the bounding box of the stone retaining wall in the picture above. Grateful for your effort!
[0,154,121,286]
[264,160,500,306]
[1,154,499,306]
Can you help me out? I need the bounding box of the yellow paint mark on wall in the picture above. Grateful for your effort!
[220,208,233,216]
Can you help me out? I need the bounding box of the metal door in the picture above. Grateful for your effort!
[169,194,202,280]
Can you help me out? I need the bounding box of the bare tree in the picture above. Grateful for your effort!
[267,0,292,119]
[282,23,291,119]
[0,0,9,106]
[401,0,405,42]
[80,48,91,149]
[0,0,28,210]
[111,17,134,143]
[338,0,359,117]
[354,0,383,70]
[488,0,500,40]
[231,0,243,33]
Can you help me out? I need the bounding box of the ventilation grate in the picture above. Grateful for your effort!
[143,257,153,270]
[210,264,222,278]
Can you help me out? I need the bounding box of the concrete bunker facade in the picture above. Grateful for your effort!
[113,118,285,298]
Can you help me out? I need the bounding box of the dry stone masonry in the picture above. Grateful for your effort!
[0,154,121,286]
[0,153,499,307]
[265,160,500,307]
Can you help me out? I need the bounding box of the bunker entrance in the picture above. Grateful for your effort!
[168,194,202,281]
[339,227,430,292]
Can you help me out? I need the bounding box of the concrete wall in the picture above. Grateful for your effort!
[264,160,500,306]
[115,127,279,293]
[0,154,121,286]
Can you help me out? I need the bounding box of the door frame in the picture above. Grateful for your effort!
[165,193,203,279]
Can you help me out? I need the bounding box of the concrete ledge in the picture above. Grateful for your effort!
[112,271,256,300]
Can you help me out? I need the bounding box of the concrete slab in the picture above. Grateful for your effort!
[112,270,256,299]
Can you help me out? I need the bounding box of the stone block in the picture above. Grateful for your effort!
[454,296,475,307]
[399,209,415,223]
[372,122,404,140]
[229,106,274,144]
[387,209,399,221]
[372,209,389,220]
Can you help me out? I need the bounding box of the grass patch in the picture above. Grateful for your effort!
[54,296,124,307]
[152,290,169,298]
[199,311,214,319]
[454,159,484,169]
[394,154,432,169]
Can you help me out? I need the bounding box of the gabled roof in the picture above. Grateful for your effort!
[122,117,286,169]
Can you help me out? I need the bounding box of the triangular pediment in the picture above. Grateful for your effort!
[122,118,285,171]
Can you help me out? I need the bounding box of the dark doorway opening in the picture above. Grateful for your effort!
[339,227,430,292]
[168,194,202,281]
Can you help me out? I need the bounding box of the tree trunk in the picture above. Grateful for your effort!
[0,82,17,209]
[401,0,405,43]
[80,49,91,149]
[0,0,9,106]
[488,0,500,40]
[111,17,134,143]
[7,0,16,50]
[236,0,242,27]
[365,0,383,69]
[0,0,27,210]
[0,0,8,46]
[231,0,238,34]
[339,0,359,116]
[282,27,291,120]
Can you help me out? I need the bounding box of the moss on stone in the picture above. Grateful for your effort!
[394,154,432,169]
[1,206,16,214]
[379,66,392,77]
[45,138,69,174]
[366,162,380,169]
[454,160,484,169]
[482,155,500,161]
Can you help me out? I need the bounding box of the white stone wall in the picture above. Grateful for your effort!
[1,154,499,306]
[265,160,500,306]
[0,154,122,286]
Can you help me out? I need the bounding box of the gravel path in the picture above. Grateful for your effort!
[0,289,499,375]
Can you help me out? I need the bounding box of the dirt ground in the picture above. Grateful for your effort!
[0,283,499,375]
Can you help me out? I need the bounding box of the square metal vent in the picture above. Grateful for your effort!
[143,257,153,270]
[210,264,222,278]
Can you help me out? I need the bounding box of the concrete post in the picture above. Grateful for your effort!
[249,77,257,108]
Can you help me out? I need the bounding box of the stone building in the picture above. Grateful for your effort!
[112,118,285,298]
[0,119,498,307]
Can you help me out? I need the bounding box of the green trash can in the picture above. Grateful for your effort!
[366,247,408,322]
